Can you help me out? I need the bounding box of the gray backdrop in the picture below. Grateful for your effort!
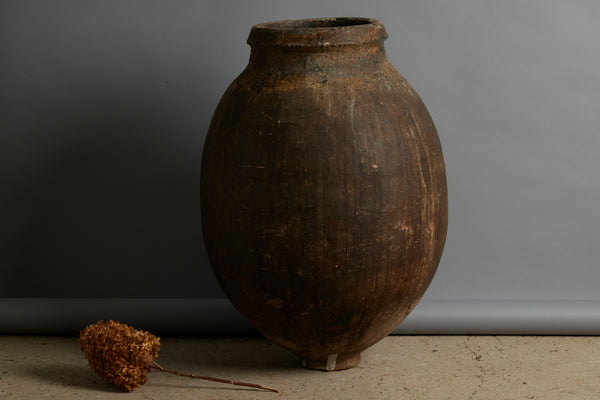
[2,1,600,333]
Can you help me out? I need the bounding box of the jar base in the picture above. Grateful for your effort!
[301,353,361,371]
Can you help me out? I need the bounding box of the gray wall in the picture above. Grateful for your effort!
[2,1,600,330]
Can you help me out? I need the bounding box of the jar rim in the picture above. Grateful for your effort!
[247,17,388,48]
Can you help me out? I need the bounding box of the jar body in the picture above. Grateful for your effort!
[201,18,447,370]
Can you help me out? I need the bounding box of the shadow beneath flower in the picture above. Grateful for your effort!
[23,363,277,394]
[152,381,271,392]
[22,364,121,393]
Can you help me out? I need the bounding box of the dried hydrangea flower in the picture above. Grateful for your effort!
[79,320,160,392]
[79,320,278,393]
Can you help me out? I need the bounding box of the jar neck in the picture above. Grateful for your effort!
[246,18,389,76]
[249,43,387,73]
[247,17,388,48]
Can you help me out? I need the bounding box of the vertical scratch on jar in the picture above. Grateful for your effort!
[349,96,356,132]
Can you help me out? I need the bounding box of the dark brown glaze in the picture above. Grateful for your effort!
[201,18,447,370]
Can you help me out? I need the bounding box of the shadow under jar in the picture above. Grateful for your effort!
[201,17,447,371]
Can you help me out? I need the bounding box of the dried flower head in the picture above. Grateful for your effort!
[79,320,278,393]
[79,320,161,392]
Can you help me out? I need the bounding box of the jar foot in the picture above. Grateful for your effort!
[301,352,361,371]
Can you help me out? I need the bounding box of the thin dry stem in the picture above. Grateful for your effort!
[151,361,278,393]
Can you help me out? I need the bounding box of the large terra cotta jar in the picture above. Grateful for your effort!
[201,17,447,370]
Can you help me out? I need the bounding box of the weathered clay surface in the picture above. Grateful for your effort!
[201,18,447,370]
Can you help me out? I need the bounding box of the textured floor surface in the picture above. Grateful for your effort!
[1,335,599,399]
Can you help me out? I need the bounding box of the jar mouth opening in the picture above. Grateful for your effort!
[256,17,376,30]
[248,17,387,48]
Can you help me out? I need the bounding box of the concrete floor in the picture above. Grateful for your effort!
[1,335,599,399]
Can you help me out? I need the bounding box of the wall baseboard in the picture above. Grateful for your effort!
[396,299,600,335]
[1,298,599,335]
